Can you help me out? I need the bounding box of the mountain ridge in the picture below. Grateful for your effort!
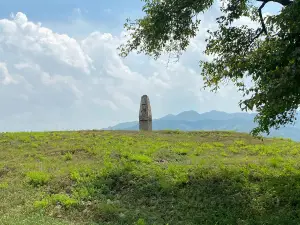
[104,110,300,141]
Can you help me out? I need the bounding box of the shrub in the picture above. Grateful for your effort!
[51,194,78,208]
[26,171,50,187]
[34,194,78,209]
[63,152,73,161]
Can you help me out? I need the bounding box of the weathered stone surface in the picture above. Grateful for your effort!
[139,95,152,131]
[139,120,152,131]
[139,95,152,121]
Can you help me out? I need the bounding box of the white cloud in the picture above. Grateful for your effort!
[0,11,246,131]
[73,8,82,16]
[0,62,16,85]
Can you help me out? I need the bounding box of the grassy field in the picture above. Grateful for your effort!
[1,130,300,225]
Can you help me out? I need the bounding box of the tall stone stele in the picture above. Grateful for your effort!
[139,95,152,131]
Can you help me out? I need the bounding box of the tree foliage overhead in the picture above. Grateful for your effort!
[118,0,300,136]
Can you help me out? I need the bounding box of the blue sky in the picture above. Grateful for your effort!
[0,0,281,20]
[0,0,143,20]
[0,0,283,131]
[0,0,145,34]
[0,0,281,35]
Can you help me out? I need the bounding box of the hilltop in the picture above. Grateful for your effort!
[1,130,300,224]
[105,110,300,141]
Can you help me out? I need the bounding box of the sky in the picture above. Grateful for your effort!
[0,0,283,131]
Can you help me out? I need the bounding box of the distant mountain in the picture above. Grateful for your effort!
[103,110,300,141]
[105,121,138,130]
[161,110,257,121]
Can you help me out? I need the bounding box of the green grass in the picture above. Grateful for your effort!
[1,130,300,224]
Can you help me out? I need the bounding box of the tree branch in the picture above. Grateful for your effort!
[253,29,264,42]
[250,0,294,44]
[258,1,269,35]
[245,28,264,51]
[257,0,293,6]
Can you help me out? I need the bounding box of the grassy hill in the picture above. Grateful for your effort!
[1,130,300,225]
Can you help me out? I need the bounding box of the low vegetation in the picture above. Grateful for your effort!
[1,130,300,224]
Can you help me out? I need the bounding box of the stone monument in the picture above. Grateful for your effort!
[139,95,152,131]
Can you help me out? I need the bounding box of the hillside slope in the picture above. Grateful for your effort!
[1,130,300,224]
